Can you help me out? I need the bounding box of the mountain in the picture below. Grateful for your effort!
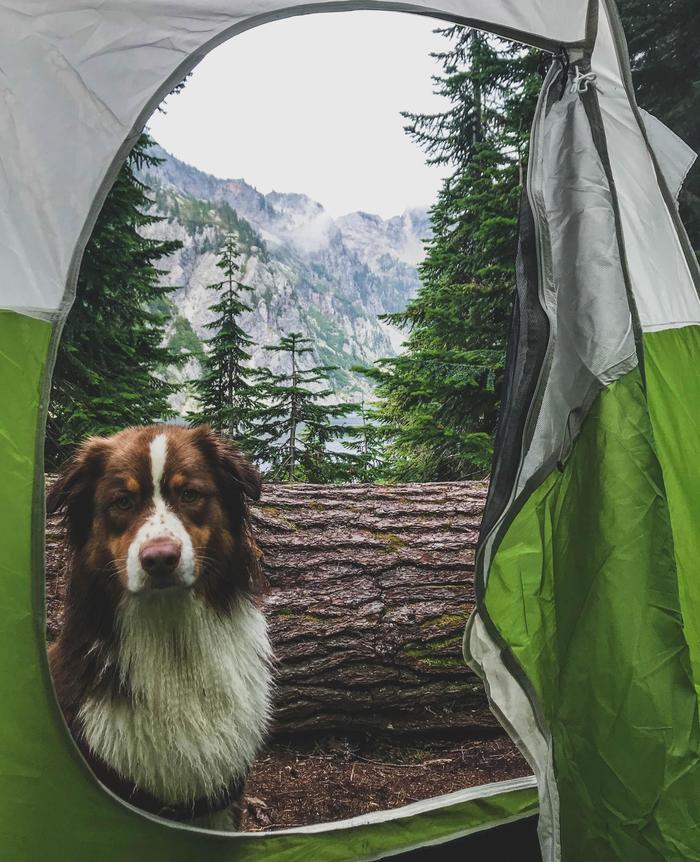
[138,145,431,412]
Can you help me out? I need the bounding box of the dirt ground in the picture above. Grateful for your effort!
[241,732,529,830]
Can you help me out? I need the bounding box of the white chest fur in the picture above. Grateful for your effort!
[79,591,272,804]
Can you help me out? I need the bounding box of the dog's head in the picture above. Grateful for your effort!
[48,425,263,610]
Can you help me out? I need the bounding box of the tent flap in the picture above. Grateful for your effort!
[639,109,697,203]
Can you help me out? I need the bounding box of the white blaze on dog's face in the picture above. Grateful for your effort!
[125,433,195,593]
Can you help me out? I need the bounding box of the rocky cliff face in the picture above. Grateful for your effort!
[138,145,431,411]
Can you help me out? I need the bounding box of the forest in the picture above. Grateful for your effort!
[46,0,699,485]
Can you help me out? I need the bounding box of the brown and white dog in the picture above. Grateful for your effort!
[47,424,272,829]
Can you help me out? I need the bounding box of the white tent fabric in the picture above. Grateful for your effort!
[592,0,700,332]
[640,110,697,204]
[0,0,694,323]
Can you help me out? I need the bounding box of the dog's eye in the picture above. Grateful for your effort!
[181,488,201,503]
[113,495,133,511]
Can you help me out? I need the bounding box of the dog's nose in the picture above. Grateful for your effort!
[139,539,181,582]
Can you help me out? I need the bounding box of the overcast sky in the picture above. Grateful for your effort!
[147,11,452,219]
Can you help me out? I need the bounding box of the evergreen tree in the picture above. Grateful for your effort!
[344,398,387,483]
[253,332,356,482]
[46,133,182,468]
[189,232,261,450]
[617,0,700,255]
[361,29,542,481]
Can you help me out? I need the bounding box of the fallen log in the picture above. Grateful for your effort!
[46,480,495,734]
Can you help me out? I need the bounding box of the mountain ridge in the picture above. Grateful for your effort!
[138,144,432,412]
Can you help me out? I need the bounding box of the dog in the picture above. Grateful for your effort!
[47,424,273,829]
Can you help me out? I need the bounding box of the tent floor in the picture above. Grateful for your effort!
[241,732,530,830]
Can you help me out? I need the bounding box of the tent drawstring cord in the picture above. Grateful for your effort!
[570,67,598,94]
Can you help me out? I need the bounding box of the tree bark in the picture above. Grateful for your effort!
[254,481,493,734]
[46,480,495,735]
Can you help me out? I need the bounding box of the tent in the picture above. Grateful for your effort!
[0,0,698,859]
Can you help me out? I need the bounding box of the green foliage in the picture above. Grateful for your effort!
[168,314,204,360]
[360,29,542,481]
[45,12,696,488]
[362,10,695,483]
[343,399,387,483]
[617,0,700,256]
[46,133,183,468]
[151,184,267,258]
[189,233,262,452]
[253,332,358,482]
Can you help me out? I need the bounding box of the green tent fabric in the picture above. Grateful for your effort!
[1,0,699,860]
[0,307,539,858]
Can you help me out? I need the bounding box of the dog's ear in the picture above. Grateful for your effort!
[193,427,262,505]
[192,428,264,595]
[47,437,109,548]
[216,441,262,503]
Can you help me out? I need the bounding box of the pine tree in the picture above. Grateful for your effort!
[46,133,182,468]
[189,232,261,450]
[253,332,356,482]
[344,398,386,483]
[360,29,542,481]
